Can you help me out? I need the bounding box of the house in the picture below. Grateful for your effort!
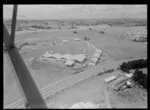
[65,60,75,67]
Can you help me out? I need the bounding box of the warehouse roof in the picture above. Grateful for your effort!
[74,54,86,63]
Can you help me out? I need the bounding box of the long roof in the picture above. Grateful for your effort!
[42,52,86,62]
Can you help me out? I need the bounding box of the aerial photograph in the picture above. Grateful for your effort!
[3,5,147,109]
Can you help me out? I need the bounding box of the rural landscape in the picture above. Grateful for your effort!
[4,5,147,108]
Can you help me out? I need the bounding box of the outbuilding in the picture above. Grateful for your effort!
[65,60,75,67]
[63,40,69,43]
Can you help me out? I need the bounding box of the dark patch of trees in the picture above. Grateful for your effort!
[99,31,105,34]
[120,59,147,73]
[73,31,78,34]
[84,36,90,41]
[132,69,147,89]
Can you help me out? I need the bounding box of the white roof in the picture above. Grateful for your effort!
[104,76,117,83]
[125,73,133,78]
[74,54,86,62]
[126,81,131,86]
[65,60,75,66]
[42,52,52,58]
[70,102,98,108]
[63,40,69,43]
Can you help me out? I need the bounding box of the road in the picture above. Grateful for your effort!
[4,56,146,108]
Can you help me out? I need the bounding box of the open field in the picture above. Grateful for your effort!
[4,19,147,108]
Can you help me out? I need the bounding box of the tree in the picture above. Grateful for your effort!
[132,69,147,89]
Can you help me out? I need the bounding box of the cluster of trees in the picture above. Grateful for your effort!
[120,59,147,73]
[132,69,147,90]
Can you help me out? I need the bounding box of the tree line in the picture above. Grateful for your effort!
[120,59,147,73]
[132,69,147,90]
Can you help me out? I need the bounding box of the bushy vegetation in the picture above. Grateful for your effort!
[132,69,147,89]
[120,59,147,73]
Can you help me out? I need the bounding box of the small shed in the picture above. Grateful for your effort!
[63,40,69,43]
[65,60,75,67]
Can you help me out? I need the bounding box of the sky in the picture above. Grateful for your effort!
[3,5,147,20]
